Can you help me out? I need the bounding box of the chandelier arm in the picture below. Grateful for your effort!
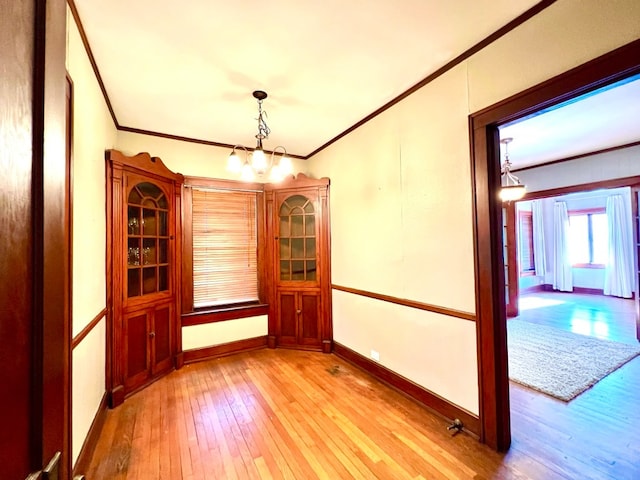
[232,144,249,155]
[503,170,522,186]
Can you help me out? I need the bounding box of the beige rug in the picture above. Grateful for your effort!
[507,320,640,401]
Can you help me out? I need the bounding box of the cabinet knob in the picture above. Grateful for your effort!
[149,331,156,338]
[296,310,302,315]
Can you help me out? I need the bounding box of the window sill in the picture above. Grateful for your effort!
[182,303,269,326]
[572,264,605,269]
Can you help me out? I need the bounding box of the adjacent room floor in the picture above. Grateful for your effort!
[508,291,640,480]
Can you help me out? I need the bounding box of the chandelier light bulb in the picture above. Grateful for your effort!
[269,164,283,182]
[499,184,526,201]
[227,151,243,173]
[251,147,268,173]
[278,156,293,176]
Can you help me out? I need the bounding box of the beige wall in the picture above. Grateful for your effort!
[182,316,268,350]
[66,7,116,465]
[518,144,640,193]
[307,0,640,414]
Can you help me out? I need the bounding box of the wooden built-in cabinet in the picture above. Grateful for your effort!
[106,150,184,407]
[265,174,332,352]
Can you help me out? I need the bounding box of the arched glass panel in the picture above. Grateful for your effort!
[279,195,316,281]
[127,182,170,297]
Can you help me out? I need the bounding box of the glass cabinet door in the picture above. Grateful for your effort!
[127,182,170,297]
[278,194,317,282]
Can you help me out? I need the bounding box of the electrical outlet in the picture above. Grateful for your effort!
[371,349,380,361]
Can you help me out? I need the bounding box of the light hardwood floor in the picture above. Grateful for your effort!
[85,293,640,479]
[508,291,640,480]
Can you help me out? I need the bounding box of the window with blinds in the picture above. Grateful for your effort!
[519,211,535,273]
[192,188,258,308]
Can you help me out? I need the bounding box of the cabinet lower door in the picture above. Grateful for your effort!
[152,303,173,376]
[277,290,322,349]
[124,310,151,390]
[278,291,298,347]
[298,291,321,347]
[123,302,173,393]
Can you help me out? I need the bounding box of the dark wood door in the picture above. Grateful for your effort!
[1,0,69,477]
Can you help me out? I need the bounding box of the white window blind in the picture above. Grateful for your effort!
[192,188,258,307]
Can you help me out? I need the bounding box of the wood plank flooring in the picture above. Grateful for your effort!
[509,292,640,480]
[87,349,513,479]
[86,292,640,479]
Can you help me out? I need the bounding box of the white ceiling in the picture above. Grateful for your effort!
[72,1,640,164]
[499,75,640,169]
[72,0,541,157]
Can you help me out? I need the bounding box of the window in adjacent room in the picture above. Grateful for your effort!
[518,210,535,274]
[568,208,608,267]
[191,188,258,307]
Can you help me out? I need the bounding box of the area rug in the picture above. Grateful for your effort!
[507,320,640,401]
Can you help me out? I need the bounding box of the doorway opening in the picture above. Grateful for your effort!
[469,38,640,452]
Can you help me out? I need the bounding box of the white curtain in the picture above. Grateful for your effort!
[552,201,573,292]
[604,195,634,298]
[531,200,547,276]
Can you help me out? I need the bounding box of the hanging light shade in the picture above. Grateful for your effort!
[499,137,526,201]
[227,90,293,182]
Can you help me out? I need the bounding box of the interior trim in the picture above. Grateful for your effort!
[470,38,640,452]
[66,0,118,128]
[522,175,640,200]
[119,126,307,160]
[71,308,107,350]
[181,304,269,326]
[512,140,640,173]
[333,342,480,437]
[183,335,268,364]
[71,393,107,478]
[332,284,476,321]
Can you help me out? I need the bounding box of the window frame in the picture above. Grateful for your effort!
[517,210,536,276]
[181,176,268,324]
[567,207,607,269]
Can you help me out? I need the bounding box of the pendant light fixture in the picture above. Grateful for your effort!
[499,137,526,201]
[227,90,292,182]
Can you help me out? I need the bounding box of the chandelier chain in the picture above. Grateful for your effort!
[255,99,271,140]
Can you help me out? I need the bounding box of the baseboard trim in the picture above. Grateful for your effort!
[539,284,635,299]
[520,284,544,295]
[183,335,268,364]
[72,392,108,477]
[333,342,480,437]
